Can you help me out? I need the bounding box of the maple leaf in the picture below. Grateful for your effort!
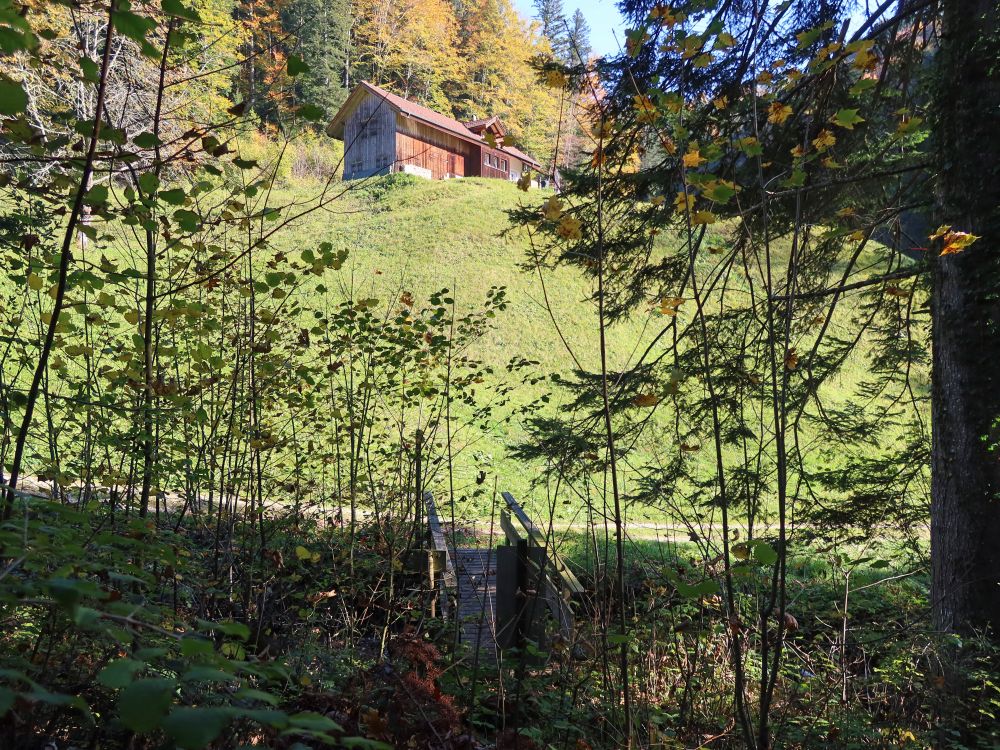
[785,348,799,371]
[931,225,980,255]
[633,94,657,124]
[650,5,679,25]
[543,196,563,221]
[659,134,677,154]
[885,285,912,298]
[659,296,684,316]
[812,129,836,151]
[632,393,661,407]
[517,172,531,191]
[691,210,717,225]
[557,216,582,241]
[674,191,695,213]
[830,108,864,129]
[767,102,793,125]
[544,69,568,89]
[682,149,706,168]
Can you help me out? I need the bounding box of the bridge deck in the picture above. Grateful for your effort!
[453,547,498,658]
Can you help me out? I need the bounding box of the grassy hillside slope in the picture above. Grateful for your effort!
[273,174,928,528]
[274,175,661,519]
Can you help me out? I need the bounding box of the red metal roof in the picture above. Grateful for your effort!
[328,81,542,170]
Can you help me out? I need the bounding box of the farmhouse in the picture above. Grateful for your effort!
[327,81,542,181]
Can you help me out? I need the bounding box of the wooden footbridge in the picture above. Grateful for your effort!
[422,492,585,657]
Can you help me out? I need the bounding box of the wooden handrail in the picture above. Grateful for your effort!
[501,491,583,595]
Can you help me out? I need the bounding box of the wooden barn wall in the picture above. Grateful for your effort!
[343,92,397,180]
[478,145,512,180]
[395,117,470,178]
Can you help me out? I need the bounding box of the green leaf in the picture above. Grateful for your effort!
[78,57,100,84]
[118,678,176,733]
[161,707,229,750]
[85,184,109,206]
[0,78,27,116]
[830,108,865,130]
[97,659,146,689]
[111,10,157,44]
[134,131,163,149]
[211,620,250,640]
[161,0,202,22]
[751,540,778,565]
[298,104,325,122]
[160,188,187,206]
[675,579,719,598]
[180,637,214,658]
[234,688,280,706]
[287,54,308,77]
[137,172,160,195]
[181,667,238,684]
[287,711,342,733]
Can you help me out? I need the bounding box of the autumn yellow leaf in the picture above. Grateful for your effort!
[517,172,532,191]
[659,134,677,154]
[650,5,679,25]
[557,216,583,241]
[785,348,799,371]
[691,210,717,225]
[885,285,912,298]
[632,393,661,407]
[931,225,980,255]
[659,296,684,316]
[768,102,793,125]
[650,195,665,207]
[712,95,729,110]
[790,144,806,158]
[812,129,836,151]
[682,149,706,168]
[543,195,563,221]
[634,94,657,124]
[674,191,695,213]
[544,69,568,89]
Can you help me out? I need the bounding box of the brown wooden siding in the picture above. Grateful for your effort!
[395,117,469,179]
[476,145,512,179]
[342,92,398,180]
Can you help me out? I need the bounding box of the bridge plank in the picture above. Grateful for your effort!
[454,548,498,659]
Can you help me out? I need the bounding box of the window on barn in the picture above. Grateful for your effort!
[483,154,489,166]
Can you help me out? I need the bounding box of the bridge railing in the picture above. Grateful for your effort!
[424,491,455,619]
[498,491,584,645]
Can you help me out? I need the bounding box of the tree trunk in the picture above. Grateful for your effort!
[931,0,1000,634]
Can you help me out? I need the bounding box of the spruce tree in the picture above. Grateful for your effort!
[565,8,591,63]
[284,0,352,118]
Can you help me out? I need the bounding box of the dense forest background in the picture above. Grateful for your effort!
[12,0,597,179]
